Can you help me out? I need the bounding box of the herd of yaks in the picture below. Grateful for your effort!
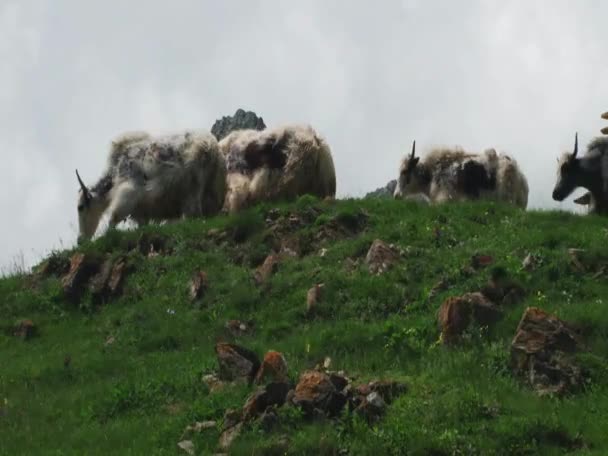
[74,113,608,244]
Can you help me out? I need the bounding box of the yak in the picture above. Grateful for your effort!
[552,133,608,215]
[218,124,336,214]
[75,129,226,243]
[394,140,529,208]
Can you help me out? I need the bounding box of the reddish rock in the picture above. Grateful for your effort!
[253,254,280,285]
[438,292,502,343]
[13,319,36,340]
[242,382,291,421]
[189,271,209,302]
[511,307,584,396]
[108,258,127,294]
[255,350,288,384]
[215,343,260,383]
[292,370,346,417]
[61,253,100,298]
[365,240,400,275]
[306,284,324,314]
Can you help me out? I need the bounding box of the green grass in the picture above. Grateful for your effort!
[1,197,608,455]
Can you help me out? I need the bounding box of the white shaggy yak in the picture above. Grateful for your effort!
[393,141,529,209]
[75,130,226,243]
[218,124,336,213]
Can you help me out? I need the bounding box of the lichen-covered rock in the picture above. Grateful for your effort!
[253,254,280,285]
[511,307,584,396]
[189,270,208,302]
[61,253,101,299]
[215,343,261,384]
[292,370,347,417]
[255,350,289,384]
[365,239,400,275]
[437,292,502,343]
[211,108,266,141]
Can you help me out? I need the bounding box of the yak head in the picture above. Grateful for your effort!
[394,140,426,198]
[552,133,581,202]
[75,169,106,244]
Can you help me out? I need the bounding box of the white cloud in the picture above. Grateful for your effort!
[0,1,604,271]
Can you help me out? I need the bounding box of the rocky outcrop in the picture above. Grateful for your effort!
[365,180,397,199]
[211,108,266,141]
[511,307,584,396]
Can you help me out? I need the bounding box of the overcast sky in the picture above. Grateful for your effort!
[1,0,607,272]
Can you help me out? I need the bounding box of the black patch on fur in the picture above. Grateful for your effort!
[243,133,288,170]
[457,161,496,198]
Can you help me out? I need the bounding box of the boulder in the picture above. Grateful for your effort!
[215,343,261,384]
[292,370,347,417]
[61,253,101,299]
[211,108,266,141]
[365,180,397,199]
[306,283,325,314]
[365,240,400,275]
[255,350,289,384]
[511,307,584,396]
[242,382,291,420]
[189,270,209,302]
[253,253,280,285]
[438,292,502,343]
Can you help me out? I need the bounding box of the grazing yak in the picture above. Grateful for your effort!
[394,140,529,208]
[552,133,608,215]
[218,124,336,213]
[75,130,226,243]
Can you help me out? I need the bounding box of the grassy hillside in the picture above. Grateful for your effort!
[1,197,608,455]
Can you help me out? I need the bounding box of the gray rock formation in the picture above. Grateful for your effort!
[365,180,397,199]
[211,109,266,141]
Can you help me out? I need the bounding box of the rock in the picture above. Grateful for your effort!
[35,255,70,278]
[13,319,36,340]
[89,256,128,300]
[306,284,324,314]
[522,253,542,271]
[356,391,386,423]
[61,253,101,299]
[180,421,217,439]
[365,180,397,199]
[225,319,253,337]
[328,373,349,392]
[202,373,225,393]
[218,422,243,452]
[215,343,261,383]
[511,307,584,396]
[359,380,407,405]
[568,248,586,272]
[438,292,502,343]
[481,269,525,306]
[365,239,400,275]
[242,382,291,420]
[189,270,209,302]
[177,440,195,455]
[253,254,280,285]
[211,108,266,141]
[259,409,279,432]
[292,370,347,417]
[255,351,289,384]
[137,232,170,256]
[222,408,242,430]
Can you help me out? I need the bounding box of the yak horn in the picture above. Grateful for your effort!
[572,132,578,158]
[410,140,416,159]
[602,112,608,120]
[75,169,91,202]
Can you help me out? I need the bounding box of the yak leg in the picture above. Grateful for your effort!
[107,182,140,227]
